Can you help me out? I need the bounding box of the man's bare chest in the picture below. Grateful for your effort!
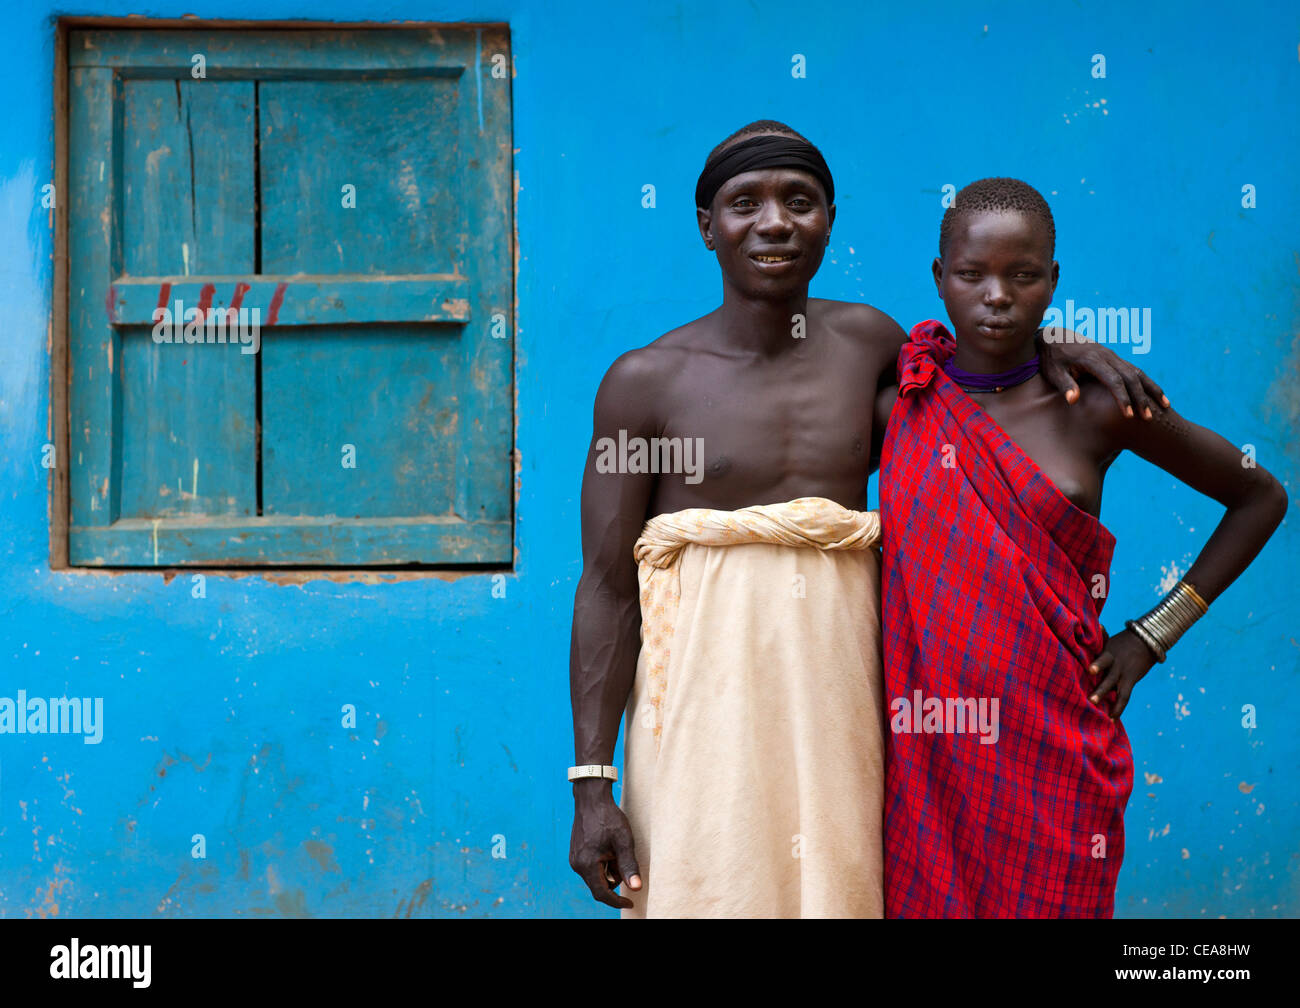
[651,349,880,503]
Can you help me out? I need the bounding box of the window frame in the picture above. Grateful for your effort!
[55,20,516,571]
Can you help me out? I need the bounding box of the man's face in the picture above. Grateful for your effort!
[933,209,1058,353]
[697,167,834,300]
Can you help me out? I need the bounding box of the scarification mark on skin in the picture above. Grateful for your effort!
[1153,410,1192,438]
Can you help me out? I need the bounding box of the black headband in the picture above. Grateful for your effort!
[695,134,835,210]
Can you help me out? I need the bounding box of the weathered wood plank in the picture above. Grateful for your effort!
[454,26,514,526]
[117,79,257,519]
[69,517,512,566]
[259,78,462,275]
[69,29,479,72]
[123,79,254,275]
[261,325,463,519]
[117,326,259,519]
[68,66,120,529]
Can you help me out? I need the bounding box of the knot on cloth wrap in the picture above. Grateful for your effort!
[634,496,880,570]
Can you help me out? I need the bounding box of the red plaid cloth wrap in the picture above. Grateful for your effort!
[880,319,1134,918]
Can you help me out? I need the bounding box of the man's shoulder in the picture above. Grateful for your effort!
[605,319,703,381]
[594,319,708,421]
[812,299,907,349]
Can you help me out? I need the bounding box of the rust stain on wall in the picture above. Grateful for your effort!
[28,860,72,918]
[303,839,341,873]
[394,877,433,918]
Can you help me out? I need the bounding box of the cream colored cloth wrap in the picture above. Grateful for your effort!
[619,496,885,918]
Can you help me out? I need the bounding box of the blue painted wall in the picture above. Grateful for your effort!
[1,0,1294,917]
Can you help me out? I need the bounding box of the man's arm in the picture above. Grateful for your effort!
[869,378,899,476]
[861,314,1168,468]
[568,349,662,909]
[1038,327,1170,419]
[841,303,905,476]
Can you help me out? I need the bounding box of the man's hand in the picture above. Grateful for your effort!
[569,782,642,910]
[1087,628,1158,720]
[1039,328,1170,419]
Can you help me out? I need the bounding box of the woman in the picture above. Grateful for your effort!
[876,177,1288,917]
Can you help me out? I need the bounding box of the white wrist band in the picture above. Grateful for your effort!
[568,764,618,782]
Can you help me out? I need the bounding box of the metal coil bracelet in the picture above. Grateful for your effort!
[1125,580,1209,663]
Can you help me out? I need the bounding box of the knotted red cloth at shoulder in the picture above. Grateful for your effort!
[880,318,1134,918]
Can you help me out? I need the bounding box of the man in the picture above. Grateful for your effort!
[567,121,1167,918]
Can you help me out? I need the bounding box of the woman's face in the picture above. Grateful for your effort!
[933,209,1059,357]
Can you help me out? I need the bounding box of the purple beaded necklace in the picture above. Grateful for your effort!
[942,354,1040,393]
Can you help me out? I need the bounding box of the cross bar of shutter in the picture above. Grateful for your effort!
[110,275,472,327]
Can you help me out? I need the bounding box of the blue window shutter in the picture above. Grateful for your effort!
[66,29,514,566]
